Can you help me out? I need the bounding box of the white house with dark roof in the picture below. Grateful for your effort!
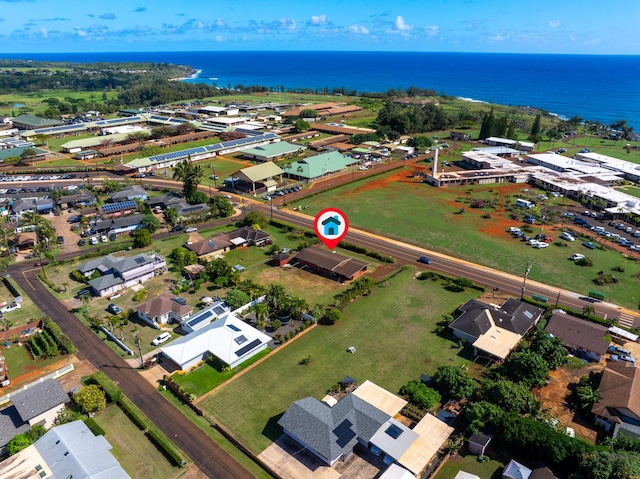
[278,380,453,474]
[448,298,543,361]
[0,420,130,479]
[77,252,166,297]
[135,293,193,328]
[0,378,67,450]
[162,313,271,370]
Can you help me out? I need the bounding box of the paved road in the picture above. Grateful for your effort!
[251,204,639,327]
[8,263,256,479]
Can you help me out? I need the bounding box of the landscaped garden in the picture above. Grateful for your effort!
[199,266,481,454]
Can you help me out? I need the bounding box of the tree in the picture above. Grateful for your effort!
[399,381,441,409]
[407,135,432,150]
[481,379,538,414]
[529,329,567,370]
[169,247,198,270]
[74,384,107,413]
[464,400,504,433]
[172,156,204,202]
[209,196,234,218]
[299,109,318,118]
[188,190,209,205]
[132,228,152,248]
[500,350,550,388]
[141,214,161,233]
[101,178,122,193]
[582,305,596,319]
[6,433,33,455]
[529,114,542,141]
[431,365,476,400]
[238,211,269,229]
[479,107,495,140]
[295,119,311,132]
[225,289,250,310]
[324,308,342,323]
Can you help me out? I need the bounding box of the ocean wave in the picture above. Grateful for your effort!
[457,96,487,104]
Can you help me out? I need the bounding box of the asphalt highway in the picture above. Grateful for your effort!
[8,264,255,479]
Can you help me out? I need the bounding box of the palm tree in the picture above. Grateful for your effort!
[582,305,595,319]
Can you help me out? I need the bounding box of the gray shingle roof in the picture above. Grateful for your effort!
[88,273,123,292]
[450,298,542,339]
[95,213,144,232]
[278,393,390,463]
[11,378,67,422]
[35,420,131,479]
[110,185,147,201]
[0,405,30,448]
[499,299,544,335]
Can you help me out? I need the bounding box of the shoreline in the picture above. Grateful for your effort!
[169,68,202,82]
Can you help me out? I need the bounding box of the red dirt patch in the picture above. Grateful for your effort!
[533,363,603,443]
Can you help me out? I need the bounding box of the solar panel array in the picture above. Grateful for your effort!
[187,310,213,328]
[235,339,262,357]
[0,138,33,149]
[33,124,88,134]
[94,116,143,126]
[227,324,241,332]
[101,200,136,213]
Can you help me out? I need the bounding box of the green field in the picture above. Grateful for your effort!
[297,172,640,309]
[0,90,116,117]
[435,453,506,479]
[199,267,480,454]
[94,405,184,479]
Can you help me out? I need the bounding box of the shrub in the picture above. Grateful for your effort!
[133,289,148,302]
[146,429,184,466]
[84,417,106,436]
[90,371,122,402]
[399,381,441,409]
[575,257,594,267]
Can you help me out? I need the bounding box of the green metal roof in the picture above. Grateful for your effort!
[0,146,46,161]
[286,151,358,180]
[12,114,62,128]
[242,141,305,159]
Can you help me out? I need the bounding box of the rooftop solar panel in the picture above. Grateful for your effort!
[212,305,226,315]
[227,324,241,332]
[235,338,262,357]
[187,310,213,327]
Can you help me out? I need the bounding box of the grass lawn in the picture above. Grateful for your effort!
[0,342,61,382]
[0,90,115,118]
[93,405,184,479]
[298,170,640,309]
[0,279,44,329]
[172,349,271,396]
[617,185,640,199]
[435,452,506,479]
[199,266,480,454]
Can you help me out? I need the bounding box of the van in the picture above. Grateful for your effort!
[151,332,171,346]
[89,237,98,245]
[508,227,521,233]
[593,226,605,233]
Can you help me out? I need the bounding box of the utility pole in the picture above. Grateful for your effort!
[521,262,531,299]
[134,333,144,368]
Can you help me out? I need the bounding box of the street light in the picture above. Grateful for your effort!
[521,261,531,299]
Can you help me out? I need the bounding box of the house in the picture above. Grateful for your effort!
[185,227,271,259]
[0,378,67,450]
[273,252,290,267]
[322,216,341,236]
[283,151,359,181]
[135,293,193,329]
[449,298,543,360]
[99,200,138,216]
[503,459,532,479]
[544,311,609,361]
[110,185,147,202]
[56,189,96,209]
[10,197,54,217]
[180,300,231,333]
[146,192,184,210]
[278,380,453,474]
[591,361,640,435]
[77,252,166,297]
[485,137,536,152]
[468,432,493,456]
[292,247,368,282]
[0,420,131,479]
[162,313,271,370]
[94,213,145,234]
[450,131,470,141]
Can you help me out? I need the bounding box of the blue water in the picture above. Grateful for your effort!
[1,51,639,129]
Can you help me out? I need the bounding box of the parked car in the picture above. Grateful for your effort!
[569,253,585,261]
[185,227,198,233]
[171,225,184,232]
[418,256,432,264]
[56,235,64,244]
[582,241,596,249]
[609,346,631,355]
[77,238,86,246]
[620,355,635,364]
[560,232,575,241]
[107,303,122,315]
[151,332,171,346]
[535,242,549,248]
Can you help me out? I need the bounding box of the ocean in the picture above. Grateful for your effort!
[1,51,639,129]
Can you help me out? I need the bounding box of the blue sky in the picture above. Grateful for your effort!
[0,0,638,54]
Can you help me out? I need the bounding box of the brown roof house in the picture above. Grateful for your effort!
[544,311,609,361]
[448,299,543,361]
[292,247,368,282]
[135,293,193,329]
[592,361,640,438]
[186,227,271,260]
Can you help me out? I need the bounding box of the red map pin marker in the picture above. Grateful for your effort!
[314,208,349,250]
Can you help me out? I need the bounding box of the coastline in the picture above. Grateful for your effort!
[169,68,202,82]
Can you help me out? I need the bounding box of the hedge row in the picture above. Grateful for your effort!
[146,429,184,466]
[84,418,105,436]
[89,372,184,464]
[520,296,612,327]
[80,241,136,259]
[339,242,395,263]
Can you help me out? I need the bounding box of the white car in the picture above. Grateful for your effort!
[185,227,198,233]
[527,239,540,246]
[347,346,356,353]
[535,242,549,248]
[560,232,575,241]
[570,253,585,261]
[151,332,171,346]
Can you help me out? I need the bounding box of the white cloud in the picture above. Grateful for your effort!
[424,25,439,37]
[586,37,601,45]
[348,24,369,35]
[488,32,510,42]
[549,20,561,28]
[75,27,87,37]
[214,17,224,27]
[39,27,47,38]
[394,15,413,32]
[278,17,297,31]
[310,14,327,25]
